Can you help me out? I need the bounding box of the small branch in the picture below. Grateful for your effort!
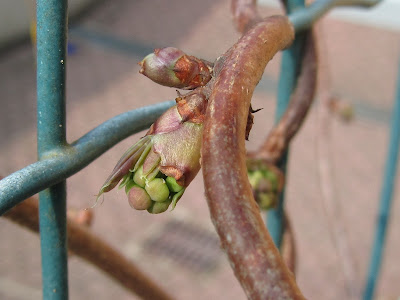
[231,0,262,34]
[3,196,174,300]
[253,31,317,164]
[202,16,305,300]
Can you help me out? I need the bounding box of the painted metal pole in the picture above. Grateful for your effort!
[267,0,307,247]
[363,61,400,300]
[37,0,69,299]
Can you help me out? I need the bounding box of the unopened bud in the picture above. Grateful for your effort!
[147,199,172,214]
[128,186,152,210]
[97,89,207,213]
[145,178,170,202]
[257,193,275,210]
[139,47,212,89]
[247,158,284,210]
[133,165,146,187]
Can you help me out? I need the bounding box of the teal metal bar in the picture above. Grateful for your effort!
[363,61,400,300]
[289,0,381,32]
[0,101,174,216]
[37,0,68,298]
[267,0,307,248]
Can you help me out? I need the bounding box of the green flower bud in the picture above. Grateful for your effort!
[133,165,146,187]
[248,170,263,188]
[257,193,276,210]
[147,199,172,214]
[247,158,284,210]
[97,90,206,213]
[145,178,170,202]
[128,186,152,210]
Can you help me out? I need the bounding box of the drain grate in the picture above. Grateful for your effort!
[142,219,222,273]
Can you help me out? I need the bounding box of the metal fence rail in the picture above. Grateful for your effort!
[0,0,398,299]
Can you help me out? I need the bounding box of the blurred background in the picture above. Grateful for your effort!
[0,0,399,299]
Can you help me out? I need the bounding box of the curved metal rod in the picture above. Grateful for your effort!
[0,101,175,215]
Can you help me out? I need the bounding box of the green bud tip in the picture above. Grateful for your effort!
[147,199,172,214]
[133,165,146,187]
[145,178,170,202]
[166,176,184,193]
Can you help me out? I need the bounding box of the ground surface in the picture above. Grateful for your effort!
[0,0,399,299]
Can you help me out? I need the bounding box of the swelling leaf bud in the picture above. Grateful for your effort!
[139,47,212,90]
[97,90,207,213]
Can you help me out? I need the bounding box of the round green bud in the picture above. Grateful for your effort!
[147,199,172,214]
[145,178,170,202]
[133,165,146,187]
[166,176,184,193]
[128,186,152,210]
[257,193,276,210]
[264,171,278,191]
[248,171,263,188]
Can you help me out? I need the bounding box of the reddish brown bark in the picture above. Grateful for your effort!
[231,0,262,34]
[202,16,305,300]
[254,31,317,164]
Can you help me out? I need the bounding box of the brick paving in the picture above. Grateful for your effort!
[0,0,399,299]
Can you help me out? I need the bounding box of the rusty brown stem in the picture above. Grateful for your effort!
[202,16,305,300]
[3,197,174,300]
[231,0,263,34]
[255,31,317,164]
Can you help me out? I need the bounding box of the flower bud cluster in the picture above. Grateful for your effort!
[247,159,283,210]
[117,138,186,214]
[98,92,206,214]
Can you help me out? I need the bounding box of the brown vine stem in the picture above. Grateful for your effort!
[232,0,315,275]
[253,31,317,164]
[3,196,174,300]
[202,16,305,300]
[231,0,262,34]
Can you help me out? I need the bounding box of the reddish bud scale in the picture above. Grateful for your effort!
[139,47,212,90]
[173,55,212,89]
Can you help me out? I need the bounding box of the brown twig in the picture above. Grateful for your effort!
[202,16,305,300]
[231,0,262,34]
[3,197,174,300]
[253,31,317,164]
